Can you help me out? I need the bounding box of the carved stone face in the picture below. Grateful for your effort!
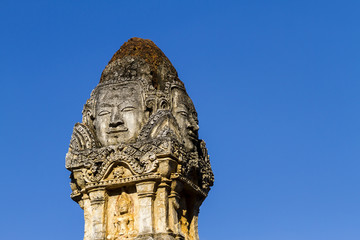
[171,88,199,151]
[119,200,129,214]
[93,84,146,146]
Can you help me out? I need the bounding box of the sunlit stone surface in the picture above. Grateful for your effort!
[66,38,214,240]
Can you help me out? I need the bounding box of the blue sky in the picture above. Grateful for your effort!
[1,1,359,239]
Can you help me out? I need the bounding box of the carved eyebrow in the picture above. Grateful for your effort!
[177,104,189,111]
[99,103,113,107]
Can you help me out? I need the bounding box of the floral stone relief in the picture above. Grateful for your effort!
[66,37,214,240]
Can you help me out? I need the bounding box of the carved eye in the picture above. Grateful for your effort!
[122,106,135,112]
[193,113,199,124]
[98,110,110,116]
[178,110,188,117]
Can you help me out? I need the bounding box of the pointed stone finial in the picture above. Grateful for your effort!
[100,37,180,90]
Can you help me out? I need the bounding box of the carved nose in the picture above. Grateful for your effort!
[187,118,199,132]
[109,119,124,128]
[109,109,124,127]
[190,124,199,134]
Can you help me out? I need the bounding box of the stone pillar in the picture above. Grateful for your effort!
[169,179,183,237]
[136,181,156,235]
[88,188,106,240]
[189,209,200,240]
[82,195,92,240]
[154,180,171,233]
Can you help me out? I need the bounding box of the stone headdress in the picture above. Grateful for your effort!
[82,38,186,129]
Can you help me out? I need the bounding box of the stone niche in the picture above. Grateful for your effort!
[66,38,214,240]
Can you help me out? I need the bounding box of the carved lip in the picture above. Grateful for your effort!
[106,128,128,134]
[188,131,198,140]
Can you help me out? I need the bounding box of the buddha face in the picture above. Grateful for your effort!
[119,200,129,214]
[93,84,146,146]
[171,88,199,151]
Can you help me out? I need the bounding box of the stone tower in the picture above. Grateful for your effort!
[66,38,214,240]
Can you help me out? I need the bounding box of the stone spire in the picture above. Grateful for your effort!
[100,37,181,91]
[66,38,214,240]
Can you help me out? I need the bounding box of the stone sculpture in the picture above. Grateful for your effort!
[66,37,214,240]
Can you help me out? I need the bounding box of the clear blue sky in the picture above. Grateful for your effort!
[1,1,359,239]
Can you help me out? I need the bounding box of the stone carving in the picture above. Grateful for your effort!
[93,82,147,146]
[66,37,214,240]
[112,166,125,179]
[107,192,136,240]
[171,87,199,152]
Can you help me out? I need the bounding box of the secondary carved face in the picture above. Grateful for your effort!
[94,84,146,146]
[171,88,199,151]
[119,199,129,214]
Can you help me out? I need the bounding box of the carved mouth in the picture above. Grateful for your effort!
[107,128,128,134]
[188,131,198,140]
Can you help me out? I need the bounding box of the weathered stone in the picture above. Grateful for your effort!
[66,38,214,240]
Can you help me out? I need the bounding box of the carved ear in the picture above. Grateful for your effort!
[82,99,95,128]
[83,109,94,126]
[145,98,155,116]
[158,99,169,110]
